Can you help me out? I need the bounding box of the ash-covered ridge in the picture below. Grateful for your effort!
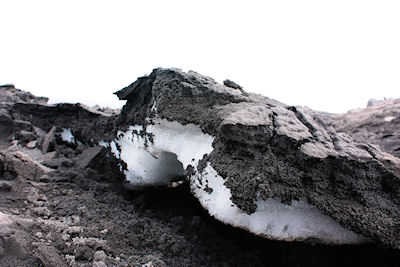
[334,98,400,159]
[113,68,400,248]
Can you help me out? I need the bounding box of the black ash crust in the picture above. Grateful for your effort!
[1,79,400,266]
[115,68,400,249]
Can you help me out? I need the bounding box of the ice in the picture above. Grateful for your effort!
[112,118,366,244]
[191,162,367,244]
[145,119,214,169]
[61,128,75,143]
[98,140,108,147]
[112,118,214,186]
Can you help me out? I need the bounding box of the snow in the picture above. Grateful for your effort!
[384,116,395,122]
[111,118,214,186]
[111,117,366,244]
[61,128,75,143]
[191,162,367,244]
[98,140,108,147]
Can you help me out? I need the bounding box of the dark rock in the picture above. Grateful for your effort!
[36,245,67,267]
[334,98,400,159]
[0,152,4,178]
[0,109,13,142]
[0,84,48,105]
[223,79,248,96]
[41,126,56,154]
[15,130,36,145]
[114,68,400,248]
[0,181,13,191]
[223,79,242,90]
[4,151,50,180]
[76,146,104,169]
[11,103,116,145]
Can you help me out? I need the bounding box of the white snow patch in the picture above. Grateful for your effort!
[384,116,395,122]
[112,118,214,186]
[61,128,75,143]
[191,162,367,244]
[98,140,108,147]
[145,119,214,169]
[110,141,120,159]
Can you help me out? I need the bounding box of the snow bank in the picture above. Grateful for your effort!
[111,118,366,244]
[191,163,367,244]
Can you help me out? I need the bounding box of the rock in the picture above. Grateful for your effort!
[16,130,36,145]
[66,226,82,235]
[0,84,48,105]
[0,180,13,191]
[4,151,51,180]
[35,232,43,239]
[11,102,116,145]
[223,79,242,90]
[26,140,38,149]
[0,109,13,142]
[223,79,248,96]
[93,250,107,261]
[0,212,13,227]
[334,98,400,158]
[0,153,4,177]
[41,126,56,153]
[76,146,104,169]
[13,217,34,230]
[33,207,52,217]
[36,245,67,267]
[113,68,400,248]
[12,119,33,134]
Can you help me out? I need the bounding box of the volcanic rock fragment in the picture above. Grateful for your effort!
[112,68,400,248]
[4,151,51,180]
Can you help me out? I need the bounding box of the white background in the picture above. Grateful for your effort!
[1,0,399,113]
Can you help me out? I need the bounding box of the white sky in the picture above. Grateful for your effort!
[1,0,399,113]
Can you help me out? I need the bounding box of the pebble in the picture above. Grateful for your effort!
[100,229,108,235]
[26,140,37,148]
[61,234,70,241]
[93,250,107,261]
[35,232,43,238]
[72,215,80,225]
[33,207,52,217]
[67,226,82,234]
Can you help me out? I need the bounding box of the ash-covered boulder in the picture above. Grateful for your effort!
[334,98,400,159]
[112,68,400,248]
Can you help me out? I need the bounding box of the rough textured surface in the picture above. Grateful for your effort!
[115,68,400,249]
[2,80,400,266]
[334,98,400,158]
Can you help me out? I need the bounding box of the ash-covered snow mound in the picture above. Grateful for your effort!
[111,68,400,248]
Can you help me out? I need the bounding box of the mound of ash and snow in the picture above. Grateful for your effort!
[1,72,400,266]
[111,68,400,248]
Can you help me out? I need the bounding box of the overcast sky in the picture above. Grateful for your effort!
[1,0,399,113]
